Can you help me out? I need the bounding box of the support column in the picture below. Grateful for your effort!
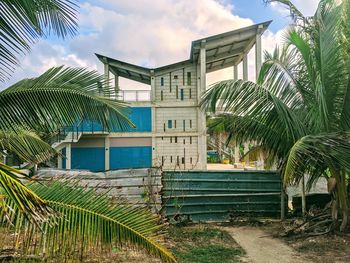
[104,63,110,80]
[233,65,238,80]
[243,55,248,81]
[234,142,240,164]
[114,72,119,99]
[103,63,110,97]
[65,144,71,170]
[105,137,110,171]
[255,29,262,81]
[150,70,157,167]
[57,150,62,169]
[198,40,207,170]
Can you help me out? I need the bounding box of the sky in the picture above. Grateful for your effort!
[0,0,320,90]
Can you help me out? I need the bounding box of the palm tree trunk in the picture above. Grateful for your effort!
[301,175,306,217]
[331,169,349,231]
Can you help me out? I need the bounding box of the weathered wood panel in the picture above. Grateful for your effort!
[37,168,162,211]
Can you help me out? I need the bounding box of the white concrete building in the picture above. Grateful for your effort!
[58,21,270,171]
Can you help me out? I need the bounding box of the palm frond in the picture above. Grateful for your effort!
[0,128,56,164]
[284,133,350,189]
[201,79,307,142]
[0,162,49,224]
[0,0,78,81]
[0,66,134,133]
[3,180,177,262]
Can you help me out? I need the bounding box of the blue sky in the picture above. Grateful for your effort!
[0,0,319,89]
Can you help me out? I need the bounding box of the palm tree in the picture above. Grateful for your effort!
[0,67,176,261]
[0,1,177,260]
[0,0,78,81]
[202,0,350,231]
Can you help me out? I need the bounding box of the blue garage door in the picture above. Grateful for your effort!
[110,146,152,170]
[71,147,105,172]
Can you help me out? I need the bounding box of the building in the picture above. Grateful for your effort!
[57,21,271,172]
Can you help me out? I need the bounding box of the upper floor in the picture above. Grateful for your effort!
[97,21,271,105]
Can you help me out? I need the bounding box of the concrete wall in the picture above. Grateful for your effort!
[152,63,206,170]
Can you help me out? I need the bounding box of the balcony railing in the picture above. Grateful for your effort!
[119,90,151,102]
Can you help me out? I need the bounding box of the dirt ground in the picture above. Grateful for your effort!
[1,222,350,262]
[260,220,350,263]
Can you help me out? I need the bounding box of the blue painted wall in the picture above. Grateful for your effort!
[71,147,105,171]
[73,107,152,133]
[110,146,152,170]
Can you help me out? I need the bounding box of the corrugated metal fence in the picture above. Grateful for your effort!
[162,170,283,222]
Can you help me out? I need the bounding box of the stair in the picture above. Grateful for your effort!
[52,132,82,150]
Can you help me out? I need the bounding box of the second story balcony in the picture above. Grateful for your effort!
[119,90,151,102]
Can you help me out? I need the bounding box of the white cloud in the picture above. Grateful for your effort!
[1,0,283,90]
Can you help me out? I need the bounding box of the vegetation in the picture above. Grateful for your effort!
[202,0,350,231]
[169,225,245,263]
[0,0,78,81]
[0,0,176,261]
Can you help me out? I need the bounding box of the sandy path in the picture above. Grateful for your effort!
[222,226,313,263]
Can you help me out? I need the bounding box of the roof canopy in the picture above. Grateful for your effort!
[96,21,271,84]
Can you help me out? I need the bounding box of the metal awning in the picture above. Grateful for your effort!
[96,21,271,83]
[95,54,152,85]
[190,21,271,73]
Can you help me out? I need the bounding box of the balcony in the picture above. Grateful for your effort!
[119,90,151,102]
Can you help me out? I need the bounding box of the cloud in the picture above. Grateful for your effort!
[1,0,282,90]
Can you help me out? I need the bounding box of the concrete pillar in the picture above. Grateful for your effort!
[255,30,262,81]
[57,150,62,169]
[65,144,71,170]
[233,65,238,80]
[114,72,119,99]
[198,40,207,170]
[150,70,157,167]
[234,142,240,164]
[243,55,248,81]
[104,63,110,79]
[105,137,110,171]
[150,70,156,102]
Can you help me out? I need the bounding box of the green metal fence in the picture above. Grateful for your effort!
[162,170,283,222]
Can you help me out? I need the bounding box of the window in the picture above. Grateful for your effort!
[180,89,184,100]
[181,157,185,164]
[190,157,193,164]
[183,139,185,144]
[170,156,173,163]
[175,136,178,143]
[182,68,185,85]
[160,77,164,86]
[170,137,172,143]
[183,120,185,131]
[187,72,191,85]
[190,136,192,144]
[176,85,179,99]
[161,90,163,101]
[163,123,166,132]
[174,120,177,128]
[161,137,163,140]
[162,156,164,166]
[189,88,192,99]
[174,75,178,79]
[177,156,180,165]
[168,120,172,129]
[169,73,172,92]
[190,120,192,128]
